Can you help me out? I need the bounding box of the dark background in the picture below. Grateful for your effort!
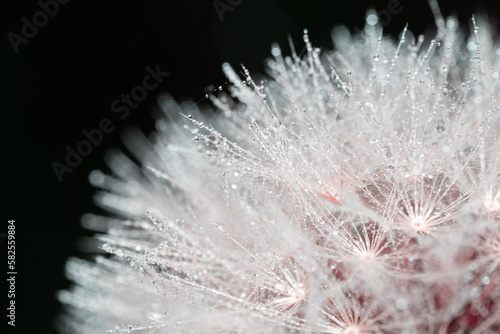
[1,0,499,332]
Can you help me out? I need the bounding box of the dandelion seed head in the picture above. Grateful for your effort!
[57,6,500,334]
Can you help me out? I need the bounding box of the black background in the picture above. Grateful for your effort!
[2,0,499,333]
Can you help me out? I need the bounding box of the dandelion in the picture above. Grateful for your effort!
[58,3,500,333]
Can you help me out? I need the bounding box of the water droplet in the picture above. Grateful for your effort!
[396,298,407,310]
[366,13,378,26]
[467,41,477,51]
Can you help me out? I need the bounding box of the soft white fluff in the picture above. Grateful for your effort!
[58,10,500,334]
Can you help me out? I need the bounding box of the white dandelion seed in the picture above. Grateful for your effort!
[58,3,500,334]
